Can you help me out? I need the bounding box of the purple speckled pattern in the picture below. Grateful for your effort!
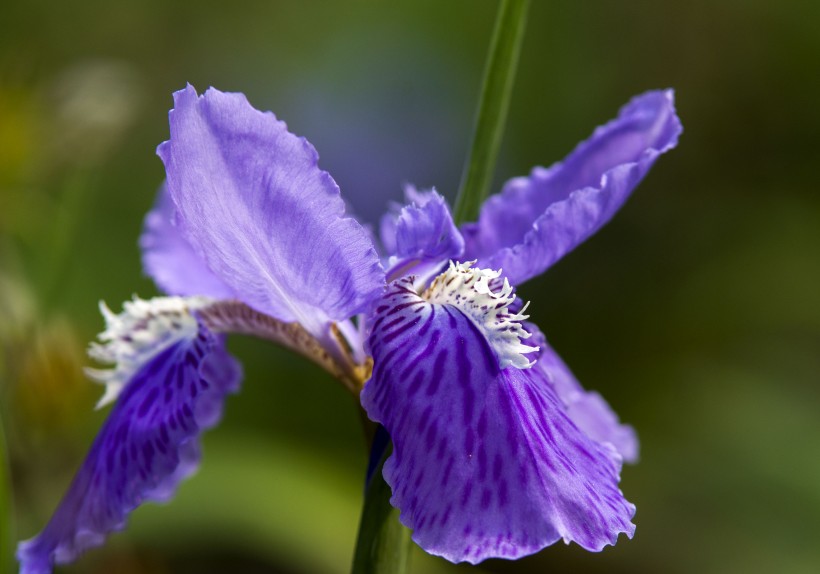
[139,185,235,299]
[361,279,636,563]
[158,86,384,336]
[462,90,682,285]
[16,322,241,574]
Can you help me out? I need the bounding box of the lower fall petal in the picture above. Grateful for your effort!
[361,279,635,563]
[16,319,241,574]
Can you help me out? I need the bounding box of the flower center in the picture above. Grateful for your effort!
[423,261,538,369]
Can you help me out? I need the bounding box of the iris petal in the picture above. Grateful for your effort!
[16,321,241,574]
[139,185,235,299]
[463,90,682,285]
[534,337,638,463]
[381,188,464,283]
[362,279,635,563]
[158,85,384,335]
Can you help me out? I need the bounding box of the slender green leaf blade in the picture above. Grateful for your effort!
[453,0,530,225]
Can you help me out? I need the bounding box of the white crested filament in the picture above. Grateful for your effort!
[86,296,212,408]
[423,261,539,369]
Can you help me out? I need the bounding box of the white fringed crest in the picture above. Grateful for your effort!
[424,261,538,369]
[86,296,212,408]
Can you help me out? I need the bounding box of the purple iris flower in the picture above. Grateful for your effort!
[17,85,681,573]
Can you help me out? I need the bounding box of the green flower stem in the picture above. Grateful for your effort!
[453,0,530,226]
[350,441,411,574]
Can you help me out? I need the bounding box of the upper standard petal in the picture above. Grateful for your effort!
[463,90,681,285]
[157,85,384,336]
[381,189,464,284]
[139,185,235,299]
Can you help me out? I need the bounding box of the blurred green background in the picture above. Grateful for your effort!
[1,1,819,573]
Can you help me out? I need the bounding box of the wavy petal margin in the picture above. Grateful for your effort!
[158,85,384,335]
[463,90,682,285]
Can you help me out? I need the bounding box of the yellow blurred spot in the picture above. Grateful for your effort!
[15,317,95,435]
